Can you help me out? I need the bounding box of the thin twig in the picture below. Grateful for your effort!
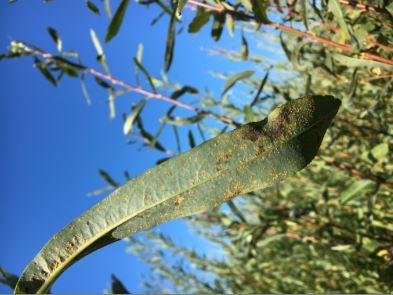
[360,74,393,82]
[318,157,393,190]
[188,0,223,12]
[187,1,393,67]
[24,46,240,127]
[339,0,378,12]
[320,22,393,54]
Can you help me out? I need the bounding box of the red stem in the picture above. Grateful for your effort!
[24,47,238,127]
[187,1,393,67]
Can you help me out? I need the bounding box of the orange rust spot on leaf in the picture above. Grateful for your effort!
[175,195,185,207]
[66,241,75,250]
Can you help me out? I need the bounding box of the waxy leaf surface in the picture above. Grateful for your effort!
[15,95,340,294]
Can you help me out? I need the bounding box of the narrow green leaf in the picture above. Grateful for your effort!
[188,11,212,33]
[243,105,254,123]
[328,0,350,43]
[347,68,358,99]
[176,0,188,19]
[90,29,111,74]
[371,143,389,162]
[104,0,112,17]
[240,0,252,12]
[279,33,291,61]
[135,43,144,85]
[51,56,87,71]
[332,53,393,69]
[123,99,147,135]
[241,31,249,60]
[86,0,100,15]
[105,0,130,43]
[153,0,173,16]
[300,0,309,30]
[156,157,170,165]
[0,267,19,290]
[386,2,393,16]
[188,129,196,148]
[136,117,167,153]
[170,86,198,100]
[149,106,176,149]
[99,169,119,188]
[251,0,270,24]
[149,120,167,149]
[305,73,312,96]
[110,274,129,294]
[331,244,352,252]
[94,77,112,89]
[251,70,269,107]
[227,199,247,223]
[173,125,181,154]
[151,11,166,26]
[47,27,62,52]
[211,12,226,42]
[372,220,393,232]
[15,95,340,294]
[222,70,255,97]
[340,180,374,204]
[133,58,156,93]
[34,58,57,86]
[109,92,116,119]
[80,75,91,105]
[90,29,104,56]
[226,14,235,37]
[161,113,206,126]
[197,122,206,141]
[165,8,177,72]
[291,41,312,71]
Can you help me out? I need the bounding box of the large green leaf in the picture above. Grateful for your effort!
[15,95,340,294]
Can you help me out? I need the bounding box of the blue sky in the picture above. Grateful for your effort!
[0,1,262,293]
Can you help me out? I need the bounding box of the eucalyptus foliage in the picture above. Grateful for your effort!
[1,0,393,293]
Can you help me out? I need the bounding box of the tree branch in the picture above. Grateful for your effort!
[23,46,240,127]
[187,1,393,67]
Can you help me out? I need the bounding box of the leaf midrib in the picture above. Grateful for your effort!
[32,107,335,294]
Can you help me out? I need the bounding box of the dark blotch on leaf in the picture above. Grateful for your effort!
[243,118,268,142]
